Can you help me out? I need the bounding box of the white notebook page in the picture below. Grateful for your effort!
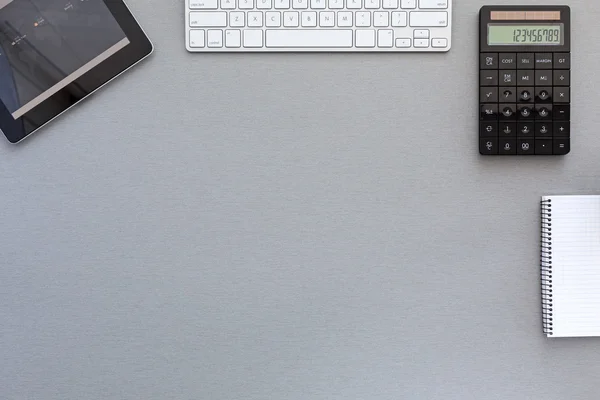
[544,195,600,337]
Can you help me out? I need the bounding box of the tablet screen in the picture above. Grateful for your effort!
[0,0,129,120]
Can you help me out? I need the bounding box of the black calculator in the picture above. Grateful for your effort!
[479,5,571,155]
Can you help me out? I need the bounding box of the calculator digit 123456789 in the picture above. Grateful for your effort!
[479,5,570,156]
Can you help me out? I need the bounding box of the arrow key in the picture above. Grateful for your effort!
[553,121,570,137]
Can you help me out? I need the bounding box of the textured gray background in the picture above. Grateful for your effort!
[2,0,600,399]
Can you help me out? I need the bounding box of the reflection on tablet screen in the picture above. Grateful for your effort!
[0,0,130,119]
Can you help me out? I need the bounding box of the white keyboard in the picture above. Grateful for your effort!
[185,0,451,52]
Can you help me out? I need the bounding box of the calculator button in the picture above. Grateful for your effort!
[535,70,552,86]
[553,105,570,121]
[499,104,516,120]
[480,70,498,86]
[499,122,516,137]
[518,122,533,136]
[499,87,516,102]
[480,138,498,155]
[518,104,534,120]
[553,70,570,86]
[517,70,534,85]
[481,53,498,69]
[553,53,570,69]
[480,87,498,103]
[534,53,553,69]
[553,138,570,155]
[499,139,516,155]
[480,104,498,120]
[518,138,535,155]
[499,53,516,68]
[480,122,497,137]
[517,53,534,69]
[535,139,553,155]
[554,87,570,103]
[499,70,516,85]
[535,122,552,137]
[535,104,552,120]
[519,87,534,102]
[554,121,569,137]
[535,87,552,103]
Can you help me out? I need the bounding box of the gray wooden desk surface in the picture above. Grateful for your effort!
[2,0,600,399]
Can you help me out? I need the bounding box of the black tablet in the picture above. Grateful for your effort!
[0,0,152,143]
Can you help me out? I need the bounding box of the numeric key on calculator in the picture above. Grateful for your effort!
[518,138,535,155]
[499,87,516,102]
[499,122,516,137]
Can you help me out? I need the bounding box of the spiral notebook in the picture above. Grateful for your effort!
[541,195,600,338]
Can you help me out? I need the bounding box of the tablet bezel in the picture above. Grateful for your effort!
[0,0,153,143]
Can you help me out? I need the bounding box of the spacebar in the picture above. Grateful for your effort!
[266,30,353,48]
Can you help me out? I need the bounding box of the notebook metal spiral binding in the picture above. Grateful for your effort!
[541,199,553,335]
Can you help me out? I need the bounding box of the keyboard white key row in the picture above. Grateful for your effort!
[186,0,451,51]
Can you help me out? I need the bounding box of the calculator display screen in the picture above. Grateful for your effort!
[488,24,564,46]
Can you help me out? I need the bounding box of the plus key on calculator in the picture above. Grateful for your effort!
[479,5,571,155]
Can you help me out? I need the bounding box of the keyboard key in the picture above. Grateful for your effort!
[480,138,498,155]
[190,12,228,27]
[534,53,553,69]
[535,87,552,103]
[190,0,218,8]
[356,11,371,27]
[244,29,263,47]
[409,11,447,27]
[517,53,534,69]
[383,0,398,8]
[311,0,326,8]
[480,87,498,103]
[292,0,308,8]
[517,122,533,136]
[498,87,515,103]
[318,11,334,26]
[275,0,290,8]
[230,11,245,26]
[499,122,516,137]
[413,29,429,38]
[220,0,236,8]
[535,122,552,137]
[480,104,498,120]
[248,11,263,27]
[518,87,533,102]
[338,11,353,26]
[266,11,281,26]
[499,139,516,155]
[431,38,447,48]
[517,104,533,120]
[378,30,394,47]
[554,53,570,69]
[395,38,411,47]
[374,12,389,27]
[535,139,553,155]
[257,0,272,8]
[554,87,570,103]
[266,29,353,47]
[283,11,299,26]
[480,53,498,69]
[419,0,448,8]
[480,122,497,137]
[553,138,570,155]
[207,29,223,47]
[391,11,407,27]
[553,105,570,121]
[554,70,570,86]
[365,0,380,8]
[554,121,569,137]
[480,70,498,86]
[517,138,534,155]
[225,29,241,47]
[347,0,362,8]
[535,104,552,120]
[189,29,205,47]
[356,29,376,47]
[498,53,516,68]
[401,0,416,9]
[499,104,516,120]
[328,0,343,8]
[414,38,428,47]
[239,0,254,7]
[301,11,317,26]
